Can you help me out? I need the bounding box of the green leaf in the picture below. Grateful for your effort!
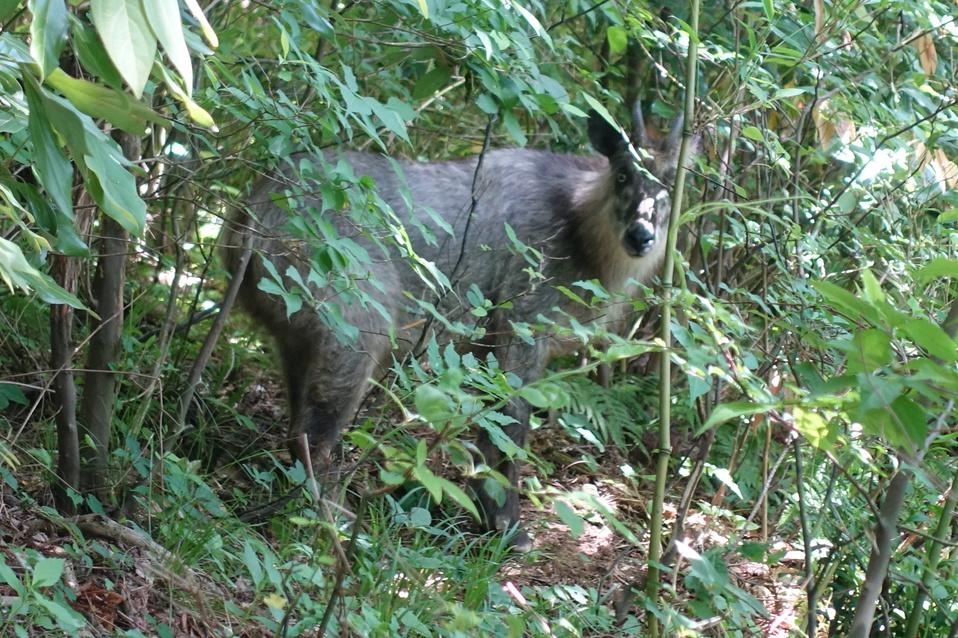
[763,0,774,21]
[0,382,27,410]
[0,559,24,595]
[439,477,479,520]
[83,139,147,235]
[916,258,958,283]
[45,69,164,134]
[903,318,957,362]
[700,401,774,432]
[860,269,885,305]
[554,499,584,537]
[242,541,263,588]
[741,125,764,142]
[415,384,451,427]
[29,0,68,78]
[0,236,85,307]
[182,0,218,47]
[0,0,21,22]
[36,90,147,236]
[413,65,451,100]
[31,557,64,587]
[142,0,193,94]
[519,385,550,409]
[416,0,429,19]
[811,280,880,326]
[938,208,958,224]
[90,0,157,97]
[891,395,927,449]
[22,73,73,219]
[837,191,857,214]
[34,595,85,630]
[793,407,832,449]
[71,16,124,88]
[412,464,442,503]
[408,506,432,528]
[606,26,627,55]
[849,329,891,373]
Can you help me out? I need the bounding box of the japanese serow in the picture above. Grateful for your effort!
[222,106,688,550]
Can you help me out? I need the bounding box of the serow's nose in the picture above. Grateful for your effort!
[624,220,655,257]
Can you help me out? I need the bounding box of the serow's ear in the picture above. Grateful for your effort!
[655,115,700,180]
[587,110,626,159]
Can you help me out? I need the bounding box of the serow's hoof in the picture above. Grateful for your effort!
[507,527,533,553]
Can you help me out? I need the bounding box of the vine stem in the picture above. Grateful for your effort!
[646,2,700,634]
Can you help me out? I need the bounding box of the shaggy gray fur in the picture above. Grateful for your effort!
[222,111,682,547]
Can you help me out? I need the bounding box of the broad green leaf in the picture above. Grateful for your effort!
[811,280,880,326]
[793,407,831,449]
[0,0,20,22]
[38,91,147,236]
[34,596,85,630]
[29,0,68,78]
[31,557,64,587]
[415,384,451,427]
[242,541,263,588]
[939,208,958,223]
[183,0,217,47]
[849,329,891,373]
[554,499,584,537]
[416,0,429,19]
[412,464,442,503]
[860,269,885,305]
[45,69,164,134]
[22,74,73,219]
[84,138,146,235]
[438,477,479,520]
[606,26,627,55]
[519,385,550,408]
[742,125,764,142]
[155,64,214,128]
[71,16,123,88]
[903,318,957,362]
[0,559,24,595]
[0,382,27,410]
[891,395,927,449]
[700,401,774,432]
[916,258,958,283]
[413,65,451,100]
[90,0,157,97]
[143,0,193,93]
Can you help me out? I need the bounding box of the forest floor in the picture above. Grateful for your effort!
[0,376,809,636]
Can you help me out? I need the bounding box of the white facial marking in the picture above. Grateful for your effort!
[637,218,654,236]
[655,189,668,201]
[638,197,655,215]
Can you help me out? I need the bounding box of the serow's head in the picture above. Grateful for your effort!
[587,106,688,259]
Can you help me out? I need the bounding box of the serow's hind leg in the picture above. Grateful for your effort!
[471,342,544,553]
[473,396,532,552]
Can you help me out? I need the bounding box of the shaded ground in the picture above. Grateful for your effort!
[0,376,809,636]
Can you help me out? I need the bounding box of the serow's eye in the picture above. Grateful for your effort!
[616,172,628,184]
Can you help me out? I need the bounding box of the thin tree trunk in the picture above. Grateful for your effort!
[50,255,81,513]
[79,133,139,496]
[50,194,95,512]
[850,296,958,637]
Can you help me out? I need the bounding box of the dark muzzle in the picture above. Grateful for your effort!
[624,220,656,257]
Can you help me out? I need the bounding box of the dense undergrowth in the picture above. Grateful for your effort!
[2,0,958,636]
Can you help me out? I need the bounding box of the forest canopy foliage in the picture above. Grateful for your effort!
[0,0,957,636]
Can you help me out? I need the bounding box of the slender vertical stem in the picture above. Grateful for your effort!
[793,438,816,636]
[903,468,958,638]
[646,3,700,634]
